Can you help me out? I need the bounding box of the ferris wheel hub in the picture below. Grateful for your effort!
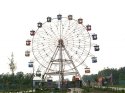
[58,39,64,46]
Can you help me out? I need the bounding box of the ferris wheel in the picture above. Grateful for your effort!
[25,14,99,85]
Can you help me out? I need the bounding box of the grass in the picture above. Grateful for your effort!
[110,85,125,88]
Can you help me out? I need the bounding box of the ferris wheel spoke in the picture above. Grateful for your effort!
[63,33,90,44]
[54,20,60,38]
[63,20,77,37]
[67,47,85,57]
[65,25,86,40]
[33,46,53,59]
[65,41,86,49]
[63,22,78,37]
[37,30,58,44]
[61,20,70,37]
[39,49,53,58]
[67,46,90,58]
[49,26,59,39]
[43,27,58,41]
[33,47,54,57]
[64,30,88,42]
[61,19,75,39]
[59,20,62,39]
[45,20,60,39]
[64,26,78,40]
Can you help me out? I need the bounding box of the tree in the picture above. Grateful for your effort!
[98,68,119,85]
[118,67,125,80]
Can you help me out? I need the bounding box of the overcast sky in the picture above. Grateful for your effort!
[0,0,125,75]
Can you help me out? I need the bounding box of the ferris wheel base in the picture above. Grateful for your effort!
[45,71,78,76]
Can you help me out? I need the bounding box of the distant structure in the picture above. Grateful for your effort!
[8,53,16,75]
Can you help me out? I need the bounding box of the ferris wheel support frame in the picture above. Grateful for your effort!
[43,39,86,87]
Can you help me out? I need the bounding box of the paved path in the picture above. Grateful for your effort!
[67,88,83,93]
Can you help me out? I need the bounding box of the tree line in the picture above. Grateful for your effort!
[0,67,125,92]
[82,66,125,86]
[0,72,33,92]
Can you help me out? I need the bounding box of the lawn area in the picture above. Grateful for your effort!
[111,85,125,88]
[89,90,114,93]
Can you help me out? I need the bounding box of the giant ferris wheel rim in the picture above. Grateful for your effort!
[31,15,92,71]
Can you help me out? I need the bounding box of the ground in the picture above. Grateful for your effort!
[67,88,115,93]
[89,90,114,93]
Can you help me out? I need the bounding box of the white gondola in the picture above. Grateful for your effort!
[85,68,90,73]
[47,17,51,22]
[37,22,42,28]
[92,57,97,63]
[94,45,100,51]
[92,34,97,40]
[47,76,53,82]
[68,15,73,20]
[78,18,83,24]
[25,50,30,57]
[30,30,35,36]
[57,14,62,20]
[28,62,33,67]
[86,24,91,31]
[26,39,31,46]
[36,70,41,77]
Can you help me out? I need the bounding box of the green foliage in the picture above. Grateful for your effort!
[0,72,32,92]
[118,67,125,81]
[98,68,119,85]
[82,66,125,86]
